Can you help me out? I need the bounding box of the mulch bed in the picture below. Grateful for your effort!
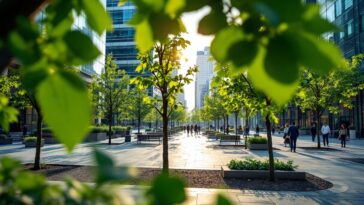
[24,164,332,191]
[340,158,364,164]
[298,147,341,151]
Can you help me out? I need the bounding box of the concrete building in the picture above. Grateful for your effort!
[195,47,215,109]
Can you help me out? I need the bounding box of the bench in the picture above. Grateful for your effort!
[137,134,162,144]
[219,135,241,145]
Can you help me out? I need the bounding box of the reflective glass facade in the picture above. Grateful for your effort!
[106,0,140,78]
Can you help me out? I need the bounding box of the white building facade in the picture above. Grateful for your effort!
[195,47,215,109]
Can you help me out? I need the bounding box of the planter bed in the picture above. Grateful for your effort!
[25,164,332,191]
[84,133,107,142]
[221,166,306,180]
[248,143,267,150]
[0,138,13,145]
[25,139,44,148]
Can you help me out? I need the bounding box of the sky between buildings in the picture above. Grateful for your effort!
[181,7,213,111]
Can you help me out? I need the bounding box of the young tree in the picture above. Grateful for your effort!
[127,88,151,133]
[296,55,364,148]
[213,65,280,181]
[0,68,45,170]
[133,35,197,174]
[144,107,162,129]
[91,54,129,145]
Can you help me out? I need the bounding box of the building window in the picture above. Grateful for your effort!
[344,0,353,10]
[335,0,342,17]
[347,20,354,36]
[327,5,335,22]
[339,31,345,40]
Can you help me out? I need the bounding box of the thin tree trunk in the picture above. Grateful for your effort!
[34,111,42,170]
[138,116,141,134]
[162,98,169,175]
[223,117,226,133]
[226,115,229,134]
[265,113,275,181]
[108,120,112,145]
[316,110,321,149]
[235,112,238,136]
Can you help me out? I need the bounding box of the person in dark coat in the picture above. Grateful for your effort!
[311,123,316,142]
[288,122,299,152]
[187,124,190,135]
[194,125,198,135]
[255,125,260,135]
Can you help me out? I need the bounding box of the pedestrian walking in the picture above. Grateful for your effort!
[338,123,348,148]
[272,126,275,135]
[283,123,290,147]
[187,124,190,135]
[255,124,260,135]
[197,125,201,134]
[321,122,331,146]
[288,122,299,152]
[194,125,198,135]
[311,123,317,142]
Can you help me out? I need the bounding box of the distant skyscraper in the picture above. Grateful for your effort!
[195,47,215,109]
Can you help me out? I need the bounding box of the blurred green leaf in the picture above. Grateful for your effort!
[93,149,138,184]
[249,46,299,105]
[228,40,258,68]
[146,173,186,205]
[135,19,154,53]
[80,0,113,35]
[37,71,91,152]
[198,8,227,35]
[264,35,299,84]
[166,0,185,17]
[64,30,101,65]
[216,194,233,205]
[293,31,342,74]
[211,27,244,62]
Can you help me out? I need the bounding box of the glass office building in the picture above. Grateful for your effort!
[106,0,139,77]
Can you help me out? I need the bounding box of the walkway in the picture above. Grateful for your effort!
[1,132,364,204]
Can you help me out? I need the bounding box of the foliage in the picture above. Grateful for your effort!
[295,54,364,147]
[0,96,18,131]
[23,136,38,143]
[170,105,187,123]
[126,0,343,105]
[126,87,151,132]
[247,136,267,144]
[228,158,297,171]
[132,35,197,173]
[90,54,129,144]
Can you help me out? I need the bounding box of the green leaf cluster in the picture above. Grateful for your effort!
[128,0,343,105]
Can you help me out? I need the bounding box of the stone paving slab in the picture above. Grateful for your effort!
[3,132,364,204]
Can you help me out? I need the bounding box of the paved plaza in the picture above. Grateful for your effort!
[1,132,364,204]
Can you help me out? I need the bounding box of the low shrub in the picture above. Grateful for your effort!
[90,126,109,133]
[113,126,128,131]
[42,127,52,133]
[0,134,8,140]
[247,136,267,144]
[24,136,38,143]
[228,158,298,171]
[145,128,152,132]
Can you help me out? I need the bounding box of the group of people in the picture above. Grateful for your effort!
[283,121,350,152]
[184,125,201,135]
[311,122,349,148]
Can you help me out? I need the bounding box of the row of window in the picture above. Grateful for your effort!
[107,0,133,7]
[106,46,138,60]
[106,28,135,42]
[323,0,353,22]
[109,9,135,24]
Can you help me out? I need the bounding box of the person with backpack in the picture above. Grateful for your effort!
[283,123,290,147]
